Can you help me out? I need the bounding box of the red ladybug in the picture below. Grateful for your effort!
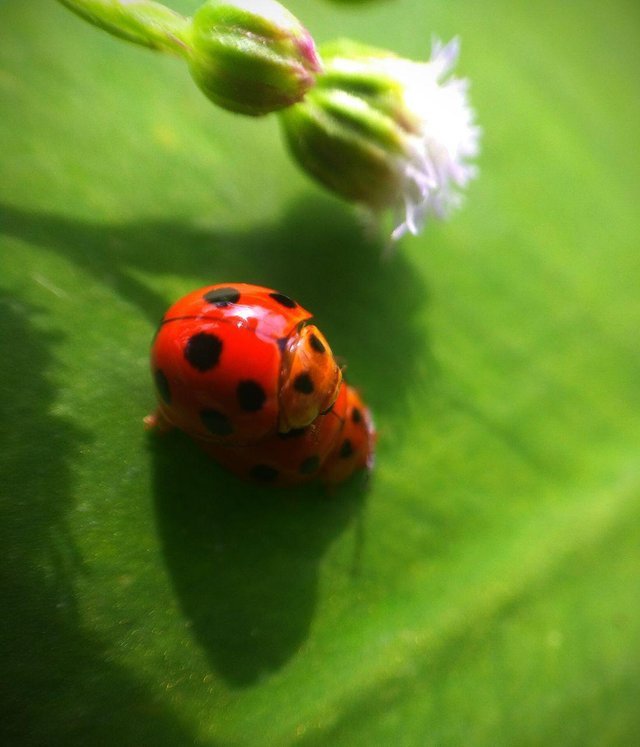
[146,284,375,486]
[147,283,342,444]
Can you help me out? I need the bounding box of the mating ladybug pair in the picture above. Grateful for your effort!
[146,283,375,486]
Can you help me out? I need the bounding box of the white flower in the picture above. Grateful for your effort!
[383,39,480,239]
[280,37,480,241]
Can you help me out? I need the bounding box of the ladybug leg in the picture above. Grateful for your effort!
[143,407,174,433]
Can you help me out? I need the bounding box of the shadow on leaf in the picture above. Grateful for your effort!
[0,296,200,746]
[151,428,367,686]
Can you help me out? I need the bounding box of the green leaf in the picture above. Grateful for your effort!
[2,1,640,745]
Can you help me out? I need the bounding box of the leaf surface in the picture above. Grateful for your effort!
[1,1,640,745]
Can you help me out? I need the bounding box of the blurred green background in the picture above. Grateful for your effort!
[1,0,640,744]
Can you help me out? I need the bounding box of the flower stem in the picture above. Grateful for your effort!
[57,0,192,57]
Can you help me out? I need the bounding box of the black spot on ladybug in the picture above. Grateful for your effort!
[185,332,222,372]
[300,455,320,475]
[250,464,279,482]
[339,439,354,459]
[352,407,363,424]
[309,333,326,354]
[203,287,241,307]
[237,380,266,411]
[269,292,297,309]
[277,427,307,439]
[294,372,314,394]
[154,369,171,404]
[200,408,233,436]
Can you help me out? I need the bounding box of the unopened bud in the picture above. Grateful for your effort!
[187,0,322,116]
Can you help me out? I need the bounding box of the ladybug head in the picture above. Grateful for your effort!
[278,324,342,432]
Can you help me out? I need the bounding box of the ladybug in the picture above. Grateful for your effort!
[146,283,375,487]
[147,283,342,445]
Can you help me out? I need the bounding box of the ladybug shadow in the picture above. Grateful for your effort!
[0,195,436,432]
[150,428,367,686]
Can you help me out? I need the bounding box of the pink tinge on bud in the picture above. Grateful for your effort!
[296,32,323,74]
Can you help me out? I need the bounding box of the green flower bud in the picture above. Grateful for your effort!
[187,0,322,116]
[280,38,480,239]
[58,0,321,117]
